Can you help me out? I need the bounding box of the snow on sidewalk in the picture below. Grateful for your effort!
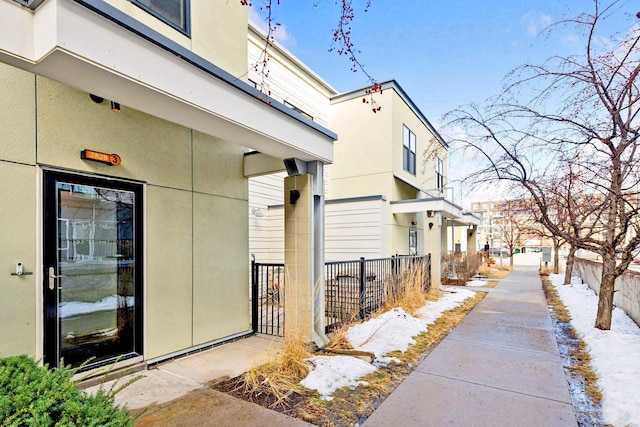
[299,288,475,400]
[549,274,640,427]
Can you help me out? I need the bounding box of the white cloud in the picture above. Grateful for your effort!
[248,5,296,48]
[521,10,552,37]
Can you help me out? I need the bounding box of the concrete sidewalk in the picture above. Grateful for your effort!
[87,335,313,426]
[363,264,577,427]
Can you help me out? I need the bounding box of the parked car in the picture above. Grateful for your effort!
[488,248,508,257]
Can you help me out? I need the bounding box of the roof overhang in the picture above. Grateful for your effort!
[1,0,335,163]
[391,197,481,226]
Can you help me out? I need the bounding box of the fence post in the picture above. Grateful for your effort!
[427,254,432,290]
[251,255,258,333]
[359,257,366,319]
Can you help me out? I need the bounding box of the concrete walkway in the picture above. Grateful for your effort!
[87,335,313,426]
[363,264,577,427]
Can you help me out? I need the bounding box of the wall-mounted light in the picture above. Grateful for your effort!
[89,94,120,113]
[290,189,301,205]
[428,222,434,230]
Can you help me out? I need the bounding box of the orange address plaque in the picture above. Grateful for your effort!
[81,149,121,166]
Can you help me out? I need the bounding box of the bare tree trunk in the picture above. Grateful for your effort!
[594,253,616,330]
[564,246,576,285]
[552,239,560,274]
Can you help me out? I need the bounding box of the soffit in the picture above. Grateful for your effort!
[0,0,335,163]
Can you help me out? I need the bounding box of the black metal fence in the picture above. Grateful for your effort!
[251,261,285,337]
[325,255,431,332]
[251,254,431,337]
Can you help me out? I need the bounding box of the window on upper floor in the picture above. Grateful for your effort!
[403,125,416,175]
[131,0,190,35]
[435,156,444,190]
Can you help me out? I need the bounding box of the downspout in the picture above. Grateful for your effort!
[309,161,329,347]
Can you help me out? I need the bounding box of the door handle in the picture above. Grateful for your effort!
[48,267,66,290]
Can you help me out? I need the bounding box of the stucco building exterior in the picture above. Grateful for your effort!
[247,25,479,287]
[1,0,334,370]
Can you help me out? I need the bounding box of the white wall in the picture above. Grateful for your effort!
[574,258,640,327]
[252,197,385,263]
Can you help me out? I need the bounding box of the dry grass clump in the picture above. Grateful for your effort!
[478,264,512,279]
[240,333,313,406]
[441,253,482,284]
[383,260,437,315]
[323,319,355,352]
[540,274,602,406]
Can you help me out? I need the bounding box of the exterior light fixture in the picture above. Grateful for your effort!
[290,189,301,205]
[428,222,434,230]
[110,101,121,112]
[89,94,104,104]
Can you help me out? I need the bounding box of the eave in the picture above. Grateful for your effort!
[1,0,336,163]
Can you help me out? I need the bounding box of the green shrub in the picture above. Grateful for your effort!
[0,355,133,427]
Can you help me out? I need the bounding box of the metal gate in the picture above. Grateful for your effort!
[251,260,285,337]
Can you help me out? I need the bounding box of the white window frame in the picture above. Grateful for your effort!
[435,156,444,190]
[131,0,190,35]
[403,125,416,175]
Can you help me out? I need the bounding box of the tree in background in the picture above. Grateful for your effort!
[446,0,640,330]
[495,199,534,269]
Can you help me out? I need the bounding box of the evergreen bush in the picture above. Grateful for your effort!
[0,355,133,427]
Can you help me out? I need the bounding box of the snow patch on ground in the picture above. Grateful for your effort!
[299,355,377,401]
[549,274,640,427]
[300,288,474,399]
[465,279,488,287]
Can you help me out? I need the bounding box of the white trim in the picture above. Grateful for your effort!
[35,167,44,361]
[0,0,335,163]
[391,197,481,226]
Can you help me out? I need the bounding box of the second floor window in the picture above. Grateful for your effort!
[435,156,444,190]
[403,125,416,175]
[132,0,190,35]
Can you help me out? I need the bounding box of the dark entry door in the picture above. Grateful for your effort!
[43,171,143,370]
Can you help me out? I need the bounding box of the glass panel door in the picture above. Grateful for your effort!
[44,171,143,369]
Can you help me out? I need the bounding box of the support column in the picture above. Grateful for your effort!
[467,225,477,255]
[425,212,442,288]
[283,162,328,347]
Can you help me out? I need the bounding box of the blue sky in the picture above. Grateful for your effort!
[248,1,636,203]
[248,0,600,121]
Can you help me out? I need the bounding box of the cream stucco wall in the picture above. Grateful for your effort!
[329,85,446,258]
[329,90,394,198]
[103,0,248,78]
[0,63,250,361]
[0,162,38,358]
[0,64,38,358]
